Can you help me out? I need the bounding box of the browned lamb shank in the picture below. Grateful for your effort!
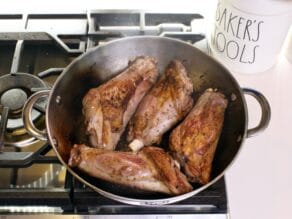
[68,144,193,195]
[169,89,228,184]
[82,56,159,150]
[127,60,194,151]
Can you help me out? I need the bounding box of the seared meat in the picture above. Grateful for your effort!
[68,144,192,195]
[169,89,228,184]
[83,56,159,150]
[127,60,193,151]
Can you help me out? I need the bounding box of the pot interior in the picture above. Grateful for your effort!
[47,36,246,200]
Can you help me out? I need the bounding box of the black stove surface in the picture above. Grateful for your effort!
[0,168,227,214]
[0,10,227,216]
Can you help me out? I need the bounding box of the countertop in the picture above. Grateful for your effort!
[226,54,292,219]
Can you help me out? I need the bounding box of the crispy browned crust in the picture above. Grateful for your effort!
[141,146,193,195]
[127,60,194,147]
[82,56,159,150]
[68,144,192,195]
[169,89,228,184]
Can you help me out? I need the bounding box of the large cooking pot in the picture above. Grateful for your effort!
[22,36,271,206]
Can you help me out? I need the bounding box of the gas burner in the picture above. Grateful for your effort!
[0,73,48,147]
[0,11,228,218]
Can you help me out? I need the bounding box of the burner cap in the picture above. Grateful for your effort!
[0,73,48,130]
[1,88,28,111]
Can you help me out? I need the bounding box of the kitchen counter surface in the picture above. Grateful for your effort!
[226,55,292,219]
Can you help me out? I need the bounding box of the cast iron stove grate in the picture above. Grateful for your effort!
[0,10,227,216]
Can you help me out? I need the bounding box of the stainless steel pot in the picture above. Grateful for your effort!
[22,36,271,206]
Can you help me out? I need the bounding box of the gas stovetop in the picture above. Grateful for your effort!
[0,10,228,218]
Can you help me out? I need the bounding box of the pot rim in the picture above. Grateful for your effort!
[45,35,249,206]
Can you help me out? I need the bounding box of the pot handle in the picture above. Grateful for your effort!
[242,88,271,138]
[22,90,50,141]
